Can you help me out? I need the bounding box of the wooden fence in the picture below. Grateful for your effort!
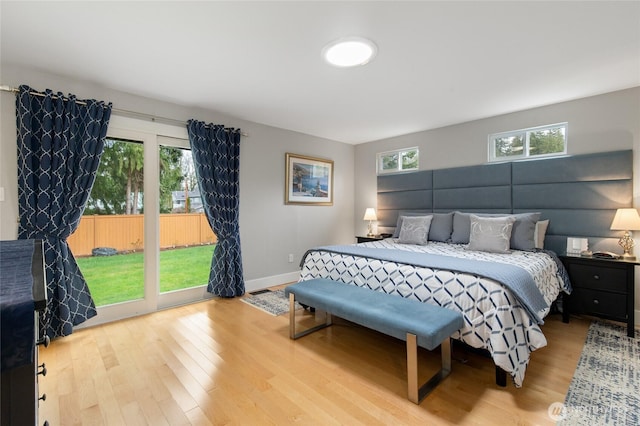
[67,213,217,256]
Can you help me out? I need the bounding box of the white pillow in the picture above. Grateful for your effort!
[534,220,550,249]
[398,216,432,245]
[467,215,516,254]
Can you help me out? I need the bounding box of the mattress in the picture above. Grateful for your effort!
[299,238,570,387]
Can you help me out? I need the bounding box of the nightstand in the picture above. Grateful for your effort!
[356,235,384,243]
[560,254,637,337]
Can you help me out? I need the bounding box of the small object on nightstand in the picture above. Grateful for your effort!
[592,251,620,259]
[566,237,589,255]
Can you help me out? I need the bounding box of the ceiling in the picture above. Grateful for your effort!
[1,1,639,144]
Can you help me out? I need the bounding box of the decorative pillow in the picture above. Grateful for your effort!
[393,212,453,242]
[392,212,430,238]
[428,212,454,242]
[451,212,495,244]
[398,216,432,245]
[467,215,516,253]
[513,212,541,250]
[534,219,550,249]
[451,211,540,250]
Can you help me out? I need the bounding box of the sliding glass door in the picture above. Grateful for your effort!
[68,121,217,325]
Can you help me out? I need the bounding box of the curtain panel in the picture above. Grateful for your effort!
[186,120,244,297]
[16,85,112,338]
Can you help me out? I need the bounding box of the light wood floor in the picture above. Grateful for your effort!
[38,292,593,425]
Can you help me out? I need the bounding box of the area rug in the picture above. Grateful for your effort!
[555,321,639,425]
[240,288,301,316]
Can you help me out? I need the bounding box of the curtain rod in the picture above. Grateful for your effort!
[0,85,248,137]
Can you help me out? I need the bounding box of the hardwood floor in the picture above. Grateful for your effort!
[38,294,592,425]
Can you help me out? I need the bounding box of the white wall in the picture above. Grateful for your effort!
[0,65,355,291]
[354,86,640,323]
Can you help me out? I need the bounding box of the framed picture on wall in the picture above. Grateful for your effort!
[285,153,334,205]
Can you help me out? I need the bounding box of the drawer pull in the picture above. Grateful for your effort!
[37,335,50,347]
[593,275,600,280]
[593,299,599,305]
[39,393,46,402]
[38,363,47,376]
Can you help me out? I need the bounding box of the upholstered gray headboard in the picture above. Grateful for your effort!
[377,150,633,254]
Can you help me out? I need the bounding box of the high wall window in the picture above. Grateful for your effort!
[488,122,567,162]
[377,147,419,174]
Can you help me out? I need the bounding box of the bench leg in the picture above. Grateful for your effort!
[406,333,452,404]
[289,293,332,339]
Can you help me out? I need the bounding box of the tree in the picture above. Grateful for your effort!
[159,146,186,213]
[86,139,128,214]
[495,135,524,157]
[529,128,565,156]
[401,150,418,169]
[113,142,144,215]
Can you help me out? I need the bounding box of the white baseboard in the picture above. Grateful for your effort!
[244,271,300,293]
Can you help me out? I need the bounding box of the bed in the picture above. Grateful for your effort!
[298,150,633,387]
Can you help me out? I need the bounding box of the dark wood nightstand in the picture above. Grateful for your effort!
[560,254,637,337]
[356,235,385,243]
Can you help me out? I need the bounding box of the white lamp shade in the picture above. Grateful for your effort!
[610,208,640,231]
[363,208,377,221]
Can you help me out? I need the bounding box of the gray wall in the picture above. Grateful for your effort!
[354,86,640,323]
[0,64,355,289]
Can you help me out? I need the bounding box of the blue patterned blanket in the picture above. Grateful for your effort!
[301,245,549,324]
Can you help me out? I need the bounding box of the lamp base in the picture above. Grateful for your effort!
[366,220,375,238]
[620,252,636,261]
[618,231,636,261]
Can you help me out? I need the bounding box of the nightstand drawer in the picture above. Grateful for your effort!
[568,264,627,293]
[572,288,627,318]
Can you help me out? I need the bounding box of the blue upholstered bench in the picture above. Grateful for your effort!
[284,278,464,404]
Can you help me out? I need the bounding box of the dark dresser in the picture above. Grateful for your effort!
[1,240,48,426]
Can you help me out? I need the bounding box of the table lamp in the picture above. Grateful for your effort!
[610,208,640,260]
[363,208,377,237]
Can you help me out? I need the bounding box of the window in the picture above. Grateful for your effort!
[377,147,419,174]
[489,123,567,162]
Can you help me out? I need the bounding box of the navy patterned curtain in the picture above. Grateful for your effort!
[186,120,244,297]
[16,85,112,338]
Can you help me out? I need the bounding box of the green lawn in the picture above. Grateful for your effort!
[77,244,216,306]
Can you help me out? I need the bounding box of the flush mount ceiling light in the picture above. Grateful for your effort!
[322,37,378,68]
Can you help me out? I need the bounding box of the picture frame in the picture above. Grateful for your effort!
[285,153,334,205]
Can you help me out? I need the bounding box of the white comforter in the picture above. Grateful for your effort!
[299,239,568,387]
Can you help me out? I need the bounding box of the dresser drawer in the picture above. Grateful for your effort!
[568,264,627,293]
[571,288,627,319]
